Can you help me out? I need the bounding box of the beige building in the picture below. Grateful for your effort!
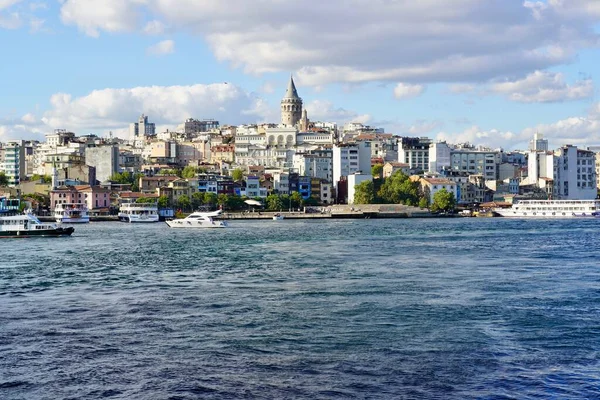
[382,162,410,178]
[419,178,458,204]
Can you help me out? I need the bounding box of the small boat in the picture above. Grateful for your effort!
[273,213,284,221]
[53,203,90,223]
[165,210,227,228]
[0,212,74,238]
[118,202,160,223]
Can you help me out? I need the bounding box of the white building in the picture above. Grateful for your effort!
[1,141,26,186]
[529,133,548,152]
[398,137,432,172]
[429,141,451,173]
[265,126,297,149]
[292,150,332,182]
[347,173,373,204]
[333,142,372,189]
[129,114,156,140]
[420,178,459,205]
[273,171,290,194]
[450,146,501,180]
[553,145,597,200]
[527,150,555,185]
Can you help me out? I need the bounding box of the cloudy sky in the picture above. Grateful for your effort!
[1,0,599,150]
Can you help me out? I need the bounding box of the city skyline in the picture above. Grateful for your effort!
[1,0,600,150]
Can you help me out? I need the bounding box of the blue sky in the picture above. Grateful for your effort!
[1,0,599,150]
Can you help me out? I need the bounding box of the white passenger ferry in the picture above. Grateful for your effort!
[495,200,600,218]
[165,210,226,229]
[0,212,75,237]
[53,203,90,223]
[118,202,159,223]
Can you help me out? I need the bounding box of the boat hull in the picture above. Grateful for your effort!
[0,227,75,238]
[118,214,159,223]
[165,220,226,228]
[56,217,90,224]
[495,210,599,218]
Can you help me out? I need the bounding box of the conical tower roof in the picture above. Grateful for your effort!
[283,75,300,100]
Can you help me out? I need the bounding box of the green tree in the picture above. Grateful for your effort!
[32,174,52,184]
[204,192,218,208]
[231,168,244,182]
[378,171,419,206]
[0,172,8,186]
[371,164,383,179]
[305,196,319,206]
[136,197,152,203]
[227,195,245,210]
[191,192,205,209]
[418,196,429,209]
[217,194,229,209]
[131,173,144,192]
[177,195,191,211]
[157,195,170,208]
[181,166,198,179]
[430,188,456,213]
[290,191,304,210]
[110,171,133,184]
[266,194,283,211]
[353,180,375,204]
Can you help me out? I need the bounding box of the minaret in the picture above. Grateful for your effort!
[281,75,303,127]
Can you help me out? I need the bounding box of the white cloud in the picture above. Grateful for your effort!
[143,19,165,35]
[448,84,476,94]
[146,39,175,56]
[55,0,600,86]
[436,126,518,150]
[60,0,140,37]
[393,83,424,100]
[29,16,44,32]
[490,70,593,103]
[29,2,47,11]
[0,0,21,10]
[0,11,21,29]
[37,83,268,138]
[304,100,370,124]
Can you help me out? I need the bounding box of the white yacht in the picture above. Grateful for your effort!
[495,199,600,218]
[118,202,159,223]
[53,203,90,223]
[272,213,285,221]
[165,210,226,228]
[0,212,75,238]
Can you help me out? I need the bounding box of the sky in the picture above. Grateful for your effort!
[1,0,599,151]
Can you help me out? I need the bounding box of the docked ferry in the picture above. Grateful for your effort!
[495,200,600,218]
[0,212,75,237]
[118,202,160,223]
[53,203,90,223]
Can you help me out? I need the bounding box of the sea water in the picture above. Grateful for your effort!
[1,218,599,399]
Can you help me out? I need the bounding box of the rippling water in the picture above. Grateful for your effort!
[1,218,599,399]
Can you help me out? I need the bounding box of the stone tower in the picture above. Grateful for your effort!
[281,75,303,127]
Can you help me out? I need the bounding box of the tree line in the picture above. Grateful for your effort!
[353,170,456,212]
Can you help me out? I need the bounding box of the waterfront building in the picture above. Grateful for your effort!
[332,142,371,190]
[449,145,501,180]
[553,145,596,200]
[310,178,332,204]
[347,173,373,204]
[298,176,312,199]
[273,171,290,195]
[419,178,459,205]
[50,185,110,213]
[398,137,432,173]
